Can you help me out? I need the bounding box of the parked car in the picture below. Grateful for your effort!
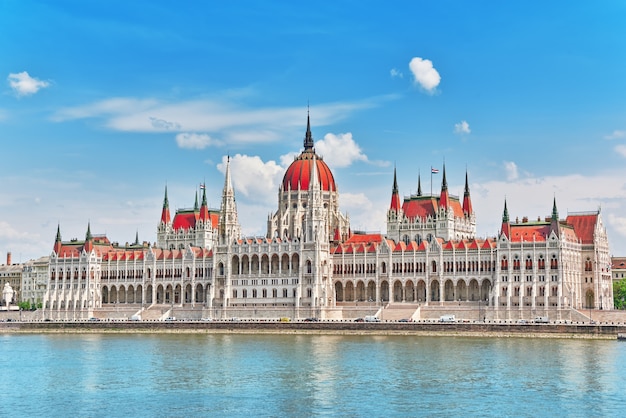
[354,318,364,322]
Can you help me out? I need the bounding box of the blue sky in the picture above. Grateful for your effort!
[1,0,626,262]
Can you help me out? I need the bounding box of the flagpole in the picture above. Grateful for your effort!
[430,167,433,196]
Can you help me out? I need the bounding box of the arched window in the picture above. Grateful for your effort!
[431,260,437,273]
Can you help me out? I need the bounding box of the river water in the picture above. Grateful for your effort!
[0,333,624,417]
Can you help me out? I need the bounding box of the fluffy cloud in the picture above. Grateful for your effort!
[217,154,284,204]
[390,68,403,78]
[7,71,50,96]
[454,120,471,135]
[408,57,440,92]
[504,161,519,181]
[175,132,221,149]
[314,132,368,168]
[615,145,626,158]
[605,130,625,140]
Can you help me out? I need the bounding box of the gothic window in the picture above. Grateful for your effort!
[501,256,508,270]
[525,255,532,270]
[551,254,558,269]
[513,255,520,271]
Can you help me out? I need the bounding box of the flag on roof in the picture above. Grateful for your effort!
[200,183,206,190]
[431,167,439,174]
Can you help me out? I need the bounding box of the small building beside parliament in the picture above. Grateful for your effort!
[41,116,614,321]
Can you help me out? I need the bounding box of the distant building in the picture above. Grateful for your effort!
[41,116,614,320]
[0,252,21,305]
[21,256,49,307]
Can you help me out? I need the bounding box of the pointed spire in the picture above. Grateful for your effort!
[304,110,314,151]
[85,222,93,241]
[439,164,449,210]
[390,166,402,212]
[134,230,139,246]
[194,191,199,211]
[500,199,511,238]
[417,172,422,196]
[84,222,94,252]
[219,155,241,244]
[462,170,473,216]
[550,197,560,237]
[392,166,399,194]
[502,199,509,222]
[53,224,63,254]
[160,186,171,225]
[199,183,210,222]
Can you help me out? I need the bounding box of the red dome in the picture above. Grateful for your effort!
[282,151,336,192]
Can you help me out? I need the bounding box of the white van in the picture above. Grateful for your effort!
[439,314,456,323]
[364,315,380,322]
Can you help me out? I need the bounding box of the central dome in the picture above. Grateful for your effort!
[282,115,336,192]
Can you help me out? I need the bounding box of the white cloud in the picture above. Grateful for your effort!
[175,132,221,149]
[217,154,284,204]
[408,57,441,92]
[390,68,403,78]
[315,132,368,168]
[53,97,381,140]
[615,145,626,158]
[605,130,625,140]
[454,120,471,135]
[504,161,519,181]
[7,71,50,96]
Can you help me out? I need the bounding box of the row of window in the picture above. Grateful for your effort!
[501,286,558,297]
[232,288,298,299]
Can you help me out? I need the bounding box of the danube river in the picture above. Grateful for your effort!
[1,333,624,417]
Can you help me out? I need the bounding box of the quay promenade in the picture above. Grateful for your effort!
[2,318,625,339]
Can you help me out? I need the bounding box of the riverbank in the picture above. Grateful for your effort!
[2,320,625,339]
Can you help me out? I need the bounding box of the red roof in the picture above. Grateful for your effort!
[509,223,551,242]
[566,213,598,244]
[345,233,384,244]
[402,196,464,219]
[282,151,336,192]
[172,209,219,230]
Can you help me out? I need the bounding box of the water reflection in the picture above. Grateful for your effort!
[2,334,625,417]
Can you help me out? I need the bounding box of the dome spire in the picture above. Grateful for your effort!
[304,109,314,151]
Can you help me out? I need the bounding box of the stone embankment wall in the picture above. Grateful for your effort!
[2,320,626,339]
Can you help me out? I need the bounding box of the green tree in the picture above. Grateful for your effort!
[18,301,31,310]
[614,279,626,310]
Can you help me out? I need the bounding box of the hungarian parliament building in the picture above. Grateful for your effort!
[42,116,614,321]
